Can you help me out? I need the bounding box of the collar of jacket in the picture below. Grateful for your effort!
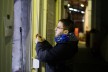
[54,33,78,43]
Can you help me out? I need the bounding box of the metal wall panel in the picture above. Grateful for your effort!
[0,0,13,72]
[46,0,56,45]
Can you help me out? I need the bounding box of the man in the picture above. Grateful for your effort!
[35,19,78,72]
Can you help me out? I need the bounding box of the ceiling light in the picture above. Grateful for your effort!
[69,8,74,11]
[67,4,70,7]
[82,19,84,22]
[80,4,84,7]
[73,9,78,12]
[81,11,85,14]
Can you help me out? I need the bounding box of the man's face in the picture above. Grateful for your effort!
[55,21,65,37]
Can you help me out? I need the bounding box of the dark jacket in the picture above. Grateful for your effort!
[36,33,78,72]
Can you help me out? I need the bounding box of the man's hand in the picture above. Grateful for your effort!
[35,34,45,44]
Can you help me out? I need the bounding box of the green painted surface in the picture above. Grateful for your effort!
[0,0,13,72]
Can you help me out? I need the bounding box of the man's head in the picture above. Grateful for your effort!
[55,19,75,37]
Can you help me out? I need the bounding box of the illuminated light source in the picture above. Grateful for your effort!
[73,9,78,12]
[81,11,85,14]
[69,8,74,11]
[74,28,79,38]
[69,11,71,13]
[67,4,70,7]
[82,19,84,22]
[80,4,84,7]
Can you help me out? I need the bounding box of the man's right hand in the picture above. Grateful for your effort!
[35,34,45,44]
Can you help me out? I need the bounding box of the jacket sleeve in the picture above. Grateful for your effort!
[36,40,67,63]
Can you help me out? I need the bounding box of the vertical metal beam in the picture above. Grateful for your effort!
[0,0,13,72]
[56,0,62,25]
[31,0,40,72]
[0,0,5,71]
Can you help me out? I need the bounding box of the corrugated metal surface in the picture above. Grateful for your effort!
[46,0,56,45]
[0,0,13,72]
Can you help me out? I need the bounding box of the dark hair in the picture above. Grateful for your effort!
[59,19,75,33]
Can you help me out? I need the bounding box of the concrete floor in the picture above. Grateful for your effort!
[72,41,108,72]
